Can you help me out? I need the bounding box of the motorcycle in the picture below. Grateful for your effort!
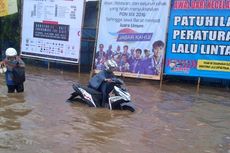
[66,78,136,112]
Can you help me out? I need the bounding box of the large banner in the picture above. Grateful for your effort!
[0,0,18,17]
[21,0,84,63]
[165,0,230,79]
[95,0,170,80]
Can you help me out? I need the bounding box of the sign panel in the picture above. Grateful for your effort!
[95,0,171,80]
[165,0,230,79]
[21,0,84,63]
[0,0,18,17]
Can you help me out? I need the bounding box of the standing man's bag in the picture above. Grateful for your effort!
[12,63,26,84]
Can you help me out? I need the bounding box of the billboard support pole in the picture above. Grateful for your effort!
[160,0,172,89]
[78,62,80,78]
[160,74,163,89]
[48,61,50,70]
[90,43,96,78]
[196,77,201,93]
[17,1,24,55]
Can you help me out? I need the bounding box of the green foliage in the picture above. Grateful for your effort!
[1,14,20,41]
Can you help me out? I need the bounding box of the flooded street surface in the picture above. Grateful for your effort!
[0,66,229,153]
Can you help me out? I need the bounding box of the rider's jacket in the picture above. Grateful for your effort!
[88,70,114,90]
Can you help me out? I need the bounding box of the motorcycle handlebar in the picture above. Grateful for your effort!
[111,78,124,85]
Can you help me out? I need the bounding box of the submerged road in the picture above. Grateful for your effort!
[0,66,229,153]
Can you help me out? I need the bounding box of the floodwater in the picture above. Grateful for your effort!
[0,66,229,153]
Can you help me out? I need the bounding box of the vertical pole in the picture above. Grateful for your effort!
[48,61,50,70]
[78,59,81,76]
[78,63,80,79]
[196,77,201,93]
[160,74,163,89]
[19,0,23,56]
[90,42,96,78]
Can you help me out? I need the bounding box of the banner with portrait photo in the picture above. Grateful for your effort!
[95,0,171,80]
[21,0,84,63]
[0,0,18,17]
[165,0,230,79]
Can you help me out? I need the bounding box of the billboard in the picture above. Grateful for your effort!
[21,0,84,63]
[0,0,18,17]
[165,0,230,79]
[95,0,171,80]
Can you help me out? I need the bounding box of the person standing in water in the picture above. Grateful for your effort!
[1,48,25,93]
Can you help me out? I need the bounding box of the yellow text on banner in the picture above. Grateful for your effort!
[197,60,230,72]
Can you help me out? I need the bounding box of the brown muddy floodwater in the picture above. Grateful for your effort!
[0,66,229,153]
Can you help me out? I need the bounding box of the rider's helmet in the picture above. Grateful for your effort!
[104,59,117,73]
[5,48,17,57]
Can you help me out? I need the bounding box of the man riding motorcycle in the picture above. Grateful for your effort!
[88,59,117,107]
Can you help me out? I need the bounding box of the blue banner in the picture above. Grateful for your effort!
[165,0,230,79]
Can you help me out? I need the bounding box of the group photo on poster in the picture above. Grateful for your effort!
[95,40,165,76]
[95,0,170,80]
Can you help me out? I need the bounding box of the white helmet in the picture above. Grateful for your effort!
[5,48,17,57]
[104,59,117,72]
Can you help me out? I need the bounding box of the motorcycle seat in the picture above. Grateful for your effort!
[85,87,102,96]
[73,83,102,96]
